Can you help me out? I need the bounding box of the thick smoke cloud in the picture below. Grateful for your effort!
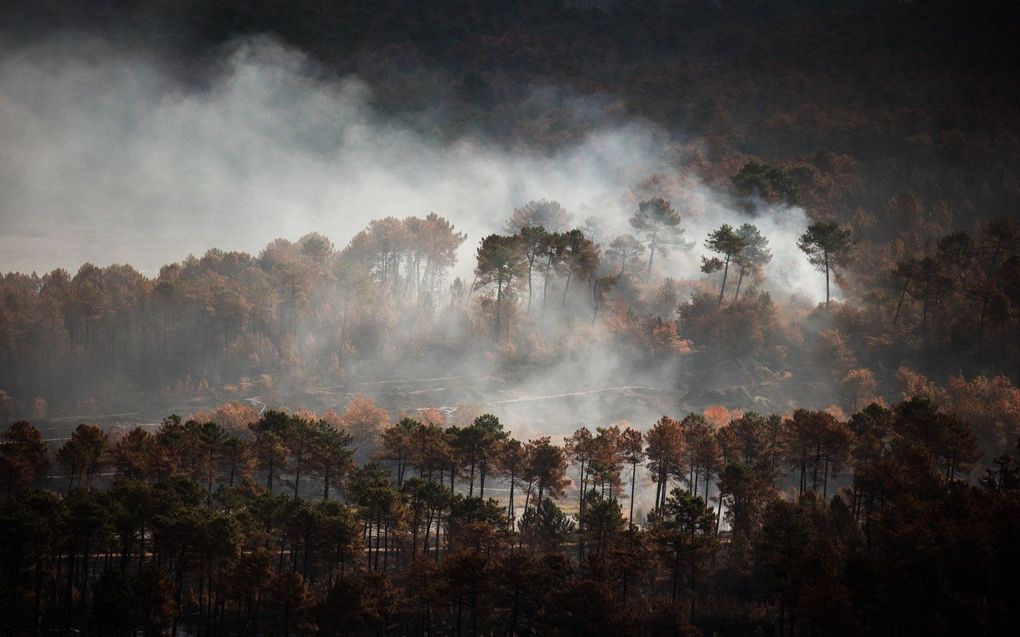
[0,35,827,304]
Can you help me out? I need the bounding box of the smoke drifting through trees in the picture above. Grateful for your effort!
[0,36,822,297]
[1,3,1020,635]
[0,35,837,428]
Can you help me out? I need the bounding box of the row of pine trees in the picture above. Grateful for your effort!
[1,395,1018,635]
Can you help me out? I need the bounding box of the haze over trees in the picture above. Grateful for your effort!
[8,200,1020,442]
[1,1,1019,635]
[732,224,772,301]
[629,198,686,279]
[702,224,747,307]
[797,221,854,306]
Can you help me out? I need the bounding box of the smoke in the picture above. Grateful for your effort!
[0,34,826,300]
[0,34,844,431]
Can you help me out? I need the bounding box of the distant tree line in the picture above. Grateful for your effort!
[0,194,813,417]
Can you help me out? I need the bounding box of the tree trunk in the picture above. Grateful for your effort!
[646,233,657,279]
[468,461,475,497]
[542,254,554,321]
[824,250,831,306]
[823,457,830,500]
[526,258,535,315]
[629,462,637,529]
[560,271,572,310]
[718,255,731,307]
[893,276,910,325]
[812,447,820,492]
[479,461,486,499]
[508,469,516,530]
[733,267,745,301]
[494,280,503,341]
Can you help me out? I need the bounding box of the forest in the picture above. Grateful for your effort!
[3,204,1020,635]
[2,397,1019,635]
[7,196,1020,438]
[2,0,1020,635]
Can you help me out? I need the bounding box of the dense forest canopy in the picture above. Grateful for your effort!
[2,393,1019,634]
[2,1,1020,635]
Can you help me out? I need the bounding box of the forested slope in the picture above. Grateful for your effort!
[2,3,1020,634]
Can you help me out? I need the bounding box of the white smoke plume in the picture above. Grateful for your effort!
[0,35,827,304]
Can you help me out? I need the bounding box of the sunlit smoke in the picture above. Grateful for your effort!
[0,36,827,303]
